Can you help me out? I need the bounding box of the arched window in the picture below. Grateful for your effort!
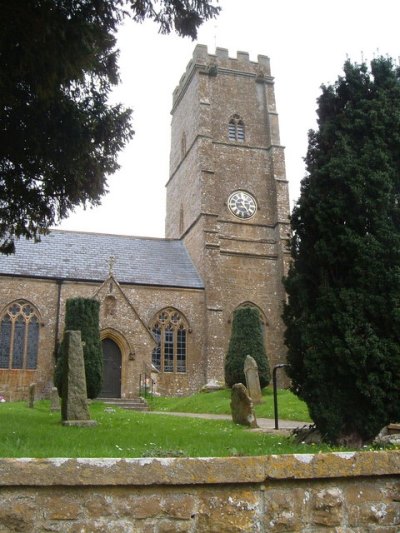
[0,300,40,370]
[150,308,188,373]
[228,115,245,142]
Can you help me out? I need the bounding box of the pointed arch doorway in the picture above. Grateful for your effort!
[101,338,121,398]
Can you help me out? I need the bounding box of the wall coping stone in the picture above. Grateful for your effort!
[1,451,399,486]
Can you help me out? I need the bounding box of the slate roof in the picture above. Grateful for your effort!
[0,230,204,289]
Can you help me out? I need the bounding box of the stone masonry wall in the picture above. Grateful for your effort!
[0,275,206,400]
[165,46,292,386]
[1,451,400,532]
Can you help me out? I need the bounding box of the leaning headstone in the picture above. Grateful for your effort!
[244,355,263,404]
[28,383,36,408]
[230,383,258,428]
[61,330,96,426]
[50,387,61,412]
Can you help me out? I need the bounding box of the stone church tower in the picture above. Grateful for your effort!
[166,45,291,384]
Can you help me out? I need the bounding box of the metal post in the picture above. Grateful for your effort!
[273,364,289,430]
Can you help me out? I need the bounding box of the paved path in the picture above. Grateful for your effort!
[147,411,309,433]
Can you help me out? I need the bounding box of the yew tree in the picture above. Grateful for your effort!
[55,298,103,399]
[225,307,270,389]
[284,57,400,445]
[0,0,220,253]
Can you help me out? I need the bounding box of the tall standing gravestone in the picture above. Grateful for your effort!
[61,330,96,426]
[230,383,258,428]
[244,355,263,404]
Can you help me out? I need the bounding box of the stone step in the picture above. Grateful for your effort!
[99,398,150,412]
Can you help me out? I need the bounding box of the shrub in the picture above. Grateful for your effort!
[55,298,103,399]
[224,307,270,388]
[283,57,400,445]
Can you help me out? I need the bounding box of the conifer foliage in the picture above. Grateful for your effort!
[0,0,220,254]
[55,298,103,399]
[284,58,400,445]
[225,307,270,388]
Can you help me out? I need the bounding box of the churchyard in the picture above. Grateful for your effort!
[0,388,395,459]
[0,390,347,459]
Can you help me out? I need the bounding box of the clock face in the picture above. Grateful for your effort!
[228,191,257,219]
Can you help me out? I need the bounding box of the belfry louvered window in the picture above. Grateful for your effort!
[0,301,40,370]
[228,115,245,142]
[150,308,187,373]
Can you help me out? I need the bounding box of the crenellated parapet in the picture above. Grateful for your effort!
[172,45,273,112]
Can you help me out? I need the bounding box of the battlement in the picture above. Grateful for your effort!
[172,45,272,110]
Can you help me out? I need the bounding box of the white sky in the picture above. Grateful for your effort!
[57,0,400,238]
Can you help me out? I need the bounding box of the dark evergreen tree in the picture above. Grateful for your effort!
[225,307,270,388]
[0,0,220,254]
[55,298,103,399]
[284,57,400,445]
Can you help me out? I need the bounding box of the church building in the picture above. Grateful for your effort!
[0,45,291,400]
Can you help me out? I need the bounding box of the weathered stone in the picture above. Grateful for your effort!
[197,489,260,532]
[130,495,162,519]
[47,499,80,520]
[0,454,400,531]
[200,380,225,393]
[374,427,400,446]
[243,355,263,404]
[158,519,193,532]
[292,424,323,444]
[85,494,113,518]
[0,499,35,532]
[50,386,61,412]
[263,488,306,531]
[61,330,95,426]
[230,383,258,427]
[311,487,344,527]
[28,382,36,408]
[161,494,196,519]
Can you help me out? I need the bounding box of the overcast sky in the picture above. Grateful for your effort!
[57,0,400,238]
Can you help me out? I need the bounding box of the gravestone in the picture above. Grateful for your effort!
[244,355,263,404]
[28,383,36,408]
[61,330,96,426]
[50,387,61,412]
[230,383,258,428]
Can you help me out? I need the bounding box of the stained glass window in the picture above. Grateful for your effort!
[0,300,40,370]
[150,308,188,373]
[164,327,174,372]
[12,316,25,369]
[151,326,161,370]
[177,327,186,373]
[0,316,11,369]
[27,317,40,369]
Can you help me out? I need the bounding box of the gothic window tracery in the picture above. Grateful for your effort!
[228,115,245,142]
[150,308,188,373]
[0,300,40,370]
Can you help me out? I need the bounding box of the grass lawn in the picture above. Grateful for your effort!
[147,387,311,422]
[0,400,333,458]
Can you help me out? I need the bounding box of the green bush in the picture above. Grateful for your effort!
[224,307,270,388]
[54,298,103,399]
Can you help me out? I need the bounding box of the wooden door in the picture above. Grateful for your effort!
[101,338,121,398]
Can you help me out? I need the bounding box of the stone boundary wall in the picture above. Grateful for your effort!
[1,451,400,532]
